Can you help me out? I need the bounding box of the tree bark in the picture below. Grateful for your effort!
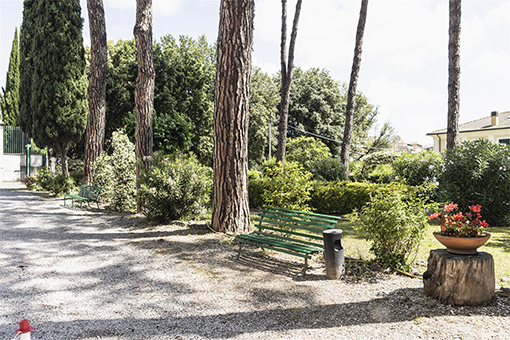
[340,0,368,175]
[83,0,107,185]
[134,0,155,213]
[211,0,254,233]
[423,249,494,306]
[447,0,461,150]
[276,0,303,166]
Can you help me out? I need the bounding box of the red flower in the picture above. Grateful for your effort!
[429,212,441,220]
[431,202,488,237]
[444,202,458,212]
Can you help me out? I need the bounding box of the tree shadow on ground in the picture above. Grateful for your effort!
[16,287,510,339]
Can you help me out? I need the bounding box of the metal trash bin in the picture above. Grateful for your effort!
[323,229,344,279]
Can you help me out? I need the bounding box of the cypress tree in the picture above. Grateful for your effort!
[0,28,20,126]
[20,0,88,177]
[19,0,36,134]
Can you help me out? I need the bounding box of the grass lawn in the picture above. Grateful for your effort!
[339,220,510,286]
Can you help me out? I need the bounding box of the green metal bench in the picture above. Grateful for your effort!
[235,206,342,276]
[64,185,102,210]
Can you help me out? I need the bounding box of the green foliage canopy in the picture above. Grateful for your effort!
[285,68,378,157]
[248,67,279,167]
[439,139,510,226]
[0,28,20,126]
[19,0,88,176]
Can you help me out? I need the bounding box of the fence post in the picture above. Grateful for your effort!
[0,119,4,183]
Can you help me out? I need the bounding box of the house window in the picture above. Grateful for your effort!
[498,138,510,146]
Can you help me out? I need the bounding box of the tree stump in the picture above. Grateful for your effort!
[423,249,495,306]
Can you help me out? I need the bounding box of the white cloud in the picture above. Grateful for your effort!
[471,50,510,78]
[105,0,183,16]
[105,0,135,10]
[485,1,510,26]
[367,76,446,144]
[253,56,279,76]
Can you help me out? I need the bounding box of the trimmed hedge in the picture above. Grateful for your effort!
[249,178,412,215]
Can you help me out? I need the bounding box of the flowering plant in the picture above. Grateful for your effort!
[23,175,37,190]
[429,203,489,237]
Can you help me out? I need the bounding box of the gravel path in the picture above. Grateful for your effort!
[1,186,509,340]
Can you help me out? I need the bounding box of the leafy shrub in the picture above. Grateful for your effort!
[349,151,396,182]
[286,136,332,171]
[92,130,136,212]
[261,161,313,211]
[393,151,442,187]
[51,174,75,195]
[310,181,376,215]
[439,139,510,226]
[36,167,54,191]
[23,175,37,190]
[347,190,432,270]
[365,163,394,183]
[68,159,84,186]
[361,151,397,172]
[35,167,74,195]
[248,178,269,208]
[260,157,277,177]
[248,169,262,181]
[309,181,412,215]
[310,158,348,182]
[139,152,213,222]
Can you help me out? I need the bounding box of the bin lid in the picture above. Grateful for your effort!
[323,229,342,235]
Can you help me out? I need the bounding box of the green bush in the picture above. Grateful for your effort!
[139,152,212,222]
[261,160,313,211]
[439,139,510,226]
[286,136,332,171]
[23,175,37,190]
[349,151,396,183]
[68,159,84,186]
[248,178,269,208]
[92,130,136,212]
[393,151,442,187]
[310,158,348,182]
[309,181,412,215]
[347,190,432,270]
[36,167,53,191]
[310,181,376,215]
[35,167,74,195]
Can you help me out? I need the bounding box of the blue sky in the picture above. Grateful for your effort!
[1,0,509,146]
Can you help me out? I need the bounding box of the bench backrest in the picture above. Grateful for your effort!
[77,185,102,200]
[256,206,342,249]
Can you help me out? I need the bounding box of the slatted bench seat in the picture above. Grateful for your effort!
[64,185,102,211]
[235,206,342,276]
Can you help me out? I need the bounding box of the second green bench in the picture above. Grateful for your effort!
[64,185,102,211]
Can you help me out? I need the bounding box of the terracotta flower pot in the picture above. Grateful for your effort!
[433,232,491,255]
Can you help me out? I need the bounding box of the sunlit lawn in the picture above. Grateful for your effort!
[338,220,510,284]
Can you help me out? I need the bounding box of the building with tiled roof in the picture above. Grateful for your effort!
[426,111,510,153]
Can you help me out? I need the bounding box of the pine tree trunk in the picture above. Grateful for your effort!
[340,0,368,175]
[134,0,155,213]
[211,0,254,233]
[447,0,461,150]
[276,0,302,166]
[83,0,107,185]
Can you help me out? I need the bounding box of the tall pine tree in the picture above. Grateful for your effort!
[0,28,20,126]
[19,0,88,177]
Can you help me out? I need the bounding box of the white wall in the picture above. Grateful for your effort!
[1,154,22,182]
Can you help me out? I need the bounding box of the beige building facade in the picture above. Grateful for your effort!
[427,111,510,153]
